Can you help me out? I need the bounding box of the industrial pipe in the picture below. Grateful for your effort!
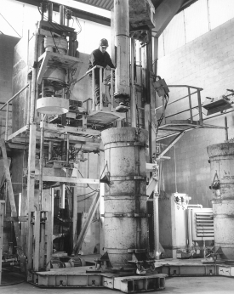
[114,0,130,102]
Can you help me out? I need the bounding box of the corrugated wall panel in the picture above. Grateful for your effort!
[184,0,208,43]
[209,0,234,30]
[163,12,185,55]
[74,0,114,11]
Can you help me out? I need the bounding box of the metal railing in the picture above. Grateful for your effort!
[71,65,115,112]
[155,85,203,126]
[0,84,29,141]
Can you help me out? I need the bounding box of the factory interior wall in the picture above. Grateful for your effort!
[0,35,19,135]
[157,17,234,256]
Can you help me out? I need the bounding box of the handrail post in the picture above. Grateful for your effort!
[197,89,203,125]
[92,68,95,111]
[99,67,103,111]
[111,68,114,111]
[5,103,9,141]
[188,86,193,123]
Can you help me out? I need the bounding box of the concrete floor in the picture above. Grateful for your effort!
[1,277,234,294]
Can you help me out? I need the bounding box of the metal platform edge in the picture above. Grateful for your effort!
[154,262,234,278]
[31,270,167,293]
[30,262,234,292]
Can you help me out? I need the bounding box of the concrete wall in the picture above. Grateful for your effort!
[0,35,19,136]
[0,35,19,103]
[157,16,234,256]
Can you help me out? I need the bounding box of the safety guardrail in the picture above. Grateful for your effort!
[0,84,29,141]
[70,65,116,113]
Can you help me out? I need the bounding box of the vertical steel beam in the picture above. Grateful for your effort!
[0,201,5,285]
[45,211,52,270]
[59,5,65,26]
[130,38,136,127]
[27,124,37,276]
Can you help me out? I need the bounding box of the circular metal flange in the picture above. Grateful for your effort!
[36,97,69,115]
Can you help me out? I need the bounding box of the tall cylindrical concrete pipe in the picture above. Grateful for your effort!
[114,0,130,102]
[101,127,148,267]
[207,142,234,259]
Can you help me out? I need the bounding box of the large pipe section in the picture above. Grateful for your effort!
[101,127,148,267]
[114,0,130,103]
[207,142,234,259]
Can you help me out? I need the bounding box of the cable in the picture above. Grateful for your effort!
[0,12,21,38]
[77,170,99,192]
[77,193,95,202]
[76,190,97,198]
[50,30,60,53]
[74,16,82,35]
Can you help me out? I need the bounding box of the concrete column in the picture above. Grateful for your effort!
[101,127,148,267]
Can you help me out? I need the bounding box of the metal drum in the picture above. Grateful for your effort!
[207,142,234,259]
[101,127,148,267]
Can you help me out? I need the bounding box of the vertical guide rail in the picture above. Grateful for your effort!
[0,201,5,285]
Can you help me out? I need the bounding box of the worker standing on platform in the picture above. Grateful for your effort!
[89,38,115,105]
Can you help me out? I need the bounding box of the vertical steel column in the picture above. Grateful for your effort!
[207,142,234,259]
[27,25,39,277]
[0,201,5,285]
[59,5,65,26]
[114,0,130,102]
[48,2,53,22]
[130,38,136,127]
[101,127,148,267]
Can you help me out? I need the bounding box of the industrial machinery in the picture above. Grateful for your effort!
[2,0,234,292]
[0,0,168,292]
